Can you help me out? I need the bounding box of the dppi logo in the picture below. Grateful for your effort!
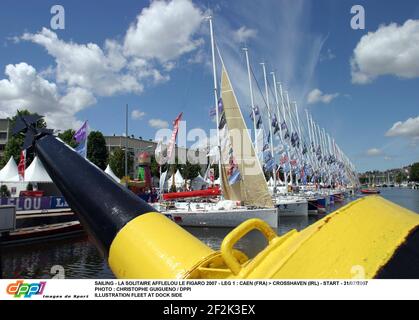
[6,280,46,298]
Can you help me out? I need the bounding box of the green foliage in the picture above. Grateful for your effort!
[87,131,108,170]
[150,156,163,178]
[0,185,11,197]
[411,163,419,182]
[181,161,202,180]
[58,129,77,148]
[108,147,133,178]
[0,110,46,167]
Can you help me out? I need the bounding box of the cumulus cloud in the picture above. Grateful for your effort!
[366,148,383,157]
[123,0,204,62]
[0,63,96,128]
[131,109,146,120]
[21,28,143,96]
[6,0,206,129]
[149,118,169,129]
[386,116,419,138]
[351,20,419,84]
[307,88,339,104]
[233,26,258,43]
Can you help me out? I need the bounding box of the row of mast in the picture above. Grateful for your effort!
[208,16,358,193]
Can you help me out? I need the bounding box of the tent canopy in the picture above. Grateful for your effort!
[25,156,53,183]
[105,165,120,183]
[0,156,20,182]
[167,170,184,189]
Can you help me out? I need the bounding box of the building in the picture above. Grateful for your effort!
[0,119,10,159]
[104,135,196,177]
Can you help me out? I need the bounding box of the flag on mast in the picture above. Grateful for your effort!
[166,112,183,162]
[74,121,89,158]
[18,150,26,181]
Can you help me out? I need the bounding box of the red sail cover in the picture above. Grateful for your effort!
[162,187,221,200]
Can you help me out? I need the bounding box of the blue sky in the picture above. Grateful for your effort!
[0,0,418,172]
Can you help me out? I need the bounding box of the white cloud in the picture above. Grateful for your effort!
[123,0,204,62]
[366,148,383,157]
[131,109,146,120]
[21,28,143,96]
[351,20,419,84]
[149,118,169,129]
[233,26,258,43]
[0,62,95,129]
[386,116,419,138]
[12,0,207,130]
[307,88,339,104]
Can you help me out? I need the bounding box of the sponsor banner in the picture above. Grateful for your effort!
[50,197,69,209]
[0,197,69,211]
[0,279,418,300]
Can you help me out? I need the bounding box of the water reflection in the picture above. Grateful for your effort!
[1,188,417,279]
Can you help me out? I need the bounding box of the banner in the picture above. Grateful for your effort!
[1,279,418,300]
[166,113,183,162]
[73,121,88,158]
[0,197,69,211]
[17,150,26,181]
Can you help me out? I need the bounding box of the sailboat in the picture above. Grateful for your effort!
[153,17,278,228]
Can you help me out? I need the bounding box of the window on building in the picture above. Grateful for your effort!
[0,132,7,140]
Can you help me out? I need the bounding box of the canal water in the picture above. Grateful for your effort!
[1,188,418,279]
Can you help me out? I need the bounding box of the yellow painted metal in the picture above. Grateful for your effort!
[108,197,419,279]
[108,212,214,279]
[220,219,277,275]
[237,196,419,279]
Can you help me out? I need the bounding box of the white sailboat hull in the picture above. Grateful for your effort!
[275,198,308,217]
[163,208,278,228]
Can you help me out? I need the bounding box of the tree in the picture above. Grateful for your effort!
[108,147,133,178]
[87,131,108,170]
[0,185,11,197]
[58,129,77,148]
[0,110,46,167]
[181,161,202,180]
[411,163,419,182]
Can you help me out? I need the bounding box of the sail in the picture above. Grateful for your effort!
[220,65,274,208]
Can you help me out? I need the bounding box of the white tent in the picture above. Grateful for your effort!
[191,174,208,190]
[0,156,20,182]
[105,165,120,183]
[25,156,53,183]
[167,170,185,189]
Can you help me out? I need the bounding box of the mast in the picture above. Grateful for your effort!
[279,84,293,186]
[209,16,223,195]
[285,91,295,185]
[271,73,286,187]
[125,104,128,178]
[243,48,258,153]
[261,62,276,189]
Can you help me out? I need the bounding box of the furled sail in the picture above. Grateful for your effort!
[220,65,274,208]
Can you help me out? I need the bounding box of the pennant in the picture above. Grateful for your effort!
[73,121,88,158]
[256,116,262,129]
[18,150,26,181]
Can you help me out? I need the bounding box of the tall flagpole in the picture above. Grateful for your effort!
[271,72,284,185]
[209,16,223,195]
[125,104,128,178]
[261,62,276,190]
[243,48,258,153]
